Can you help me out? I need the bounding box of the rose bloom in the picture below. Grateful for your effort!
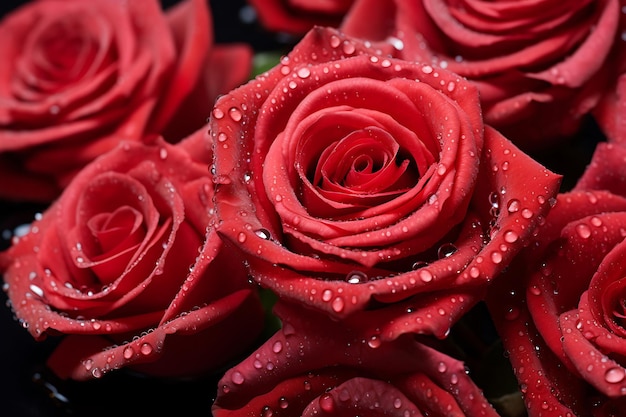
[0,0,252,202]
[246,0,354,35]
[487,142,626,416]
[0,128,264,381]
[213,302,500,417]
[341,0,623,151]
[210,26,561,341]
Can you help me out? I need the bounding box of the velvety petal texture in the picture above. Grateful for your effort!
[341,0,624,151]
[213,303,500,417]
[247,0,354,35]
[0,0,251,202]
[487,142,626,416]
[211,27,561,340]
[0,128,264,381]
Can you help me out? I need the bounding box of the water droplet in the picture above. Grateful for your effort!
[491,251,503,264]
[507,199,520,213]
[140,342,153,355]
[576,224,591,239]
[330,35,341,48]
[437,243,457,259]
[232,371,245,385]
[503,230,519,243]
[437,362,447,373]
[123,346,134,359]
[331,297,345,313]
[422,65,433,74]
[159,148,168,159]
[212,108,224,119]
[605,367,625,383]
[412,261,428,270]
[319,393,335,412]
[255,229,271,240]
[419,269,433,282]
[505,307,520,320]
[237,232,247,243]
[367,335,381,348]
[393,398,402,409]
[29,284,44,297]
[279,397,289,409]
[272,341,283,353]
[229,107,243,122]
[346,270,368,284]
[521,208,533,219]
[296,67,311,79]
[342,40,356,55]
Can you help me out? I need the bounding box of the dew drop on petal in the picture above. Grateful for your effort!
[605,367,625,383]
[419,269,433,283]
[229,107,243,122]
[123,346,134,359]
[232,371,245,385]
[319,394,335,412]
[437,243,457,259]
[368,335,381,348]
[491,251,503,264]
[504,230,519,243]
[255,229,271,240]
[140,343,153,355]
[507,199,520,213]
[576,224,591,239]
[346,270,368,284]
[212,108,224,119]
[332,297,345,313]
[297,67,311,79]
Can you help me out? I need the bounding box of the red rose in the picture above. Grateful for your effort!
[211,27,561,341]
[213,302,500,417]
[246,0,354,35]
[487,142,626,416]
[0,128,264,381]
[0,0,252,202]
[341,0,622,151]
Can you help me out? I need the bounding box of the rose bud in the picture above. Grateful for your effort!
[487,142,626,416]
[0,0,252,202]
[341,0,623,151]
[0,128,264,381]
[210,27,561,342]
[213,302,500,417]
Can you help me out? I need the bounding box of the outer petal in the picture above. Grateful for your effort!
[213,303,499,417]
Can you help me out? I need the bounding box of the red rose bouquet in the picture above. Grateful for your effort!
[1,1,625,416]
